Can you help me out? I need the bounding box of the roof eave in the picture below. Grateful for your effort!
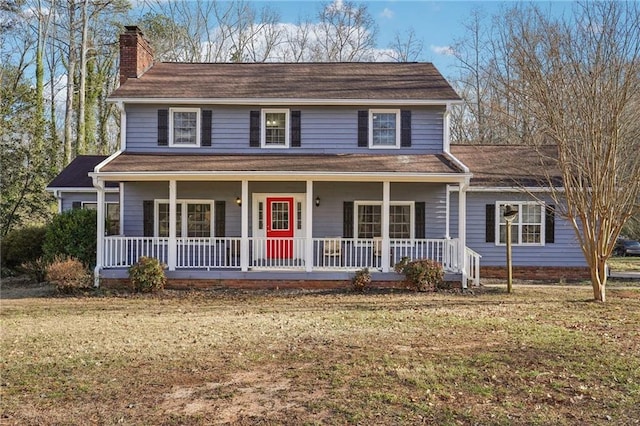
[107,97,463,106]
[91,170,471,184]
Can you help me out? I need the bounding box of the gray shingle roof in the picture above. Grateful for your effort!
[99,153,463,175]
[450,145,560,187]
[109,62,460,101]
[48,155,117,188]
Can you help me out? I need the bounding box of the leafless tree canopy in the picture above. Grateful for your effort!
[452,2,640,301]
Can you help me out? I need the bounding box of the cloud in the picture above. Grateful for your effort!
[430,44,455,56]
[380,8,394,19]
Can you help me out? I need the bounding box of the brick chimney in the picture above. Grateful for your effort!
[119,26,154,86]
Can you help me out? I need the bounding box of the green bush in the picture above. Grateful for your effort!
[129,256,166,293]
[1,226,47,270]
[43,209,97,267]
[46,256,92,294]
[394,257,445,292]
[351,267,371,292]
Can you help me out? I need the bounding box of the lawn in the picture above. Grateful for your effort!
[1,284,639,425]
[608,256,640,272]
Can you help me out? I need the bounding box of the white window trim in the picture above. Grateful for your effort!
[369,109,401,149]
[169,107,201,147]
[495,201,546,247]
[154,199,214,238]
[261,108,290,148]
[354,201,414,240]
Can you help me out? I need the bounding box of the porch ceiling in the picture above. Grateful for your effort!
[96,153,466,181]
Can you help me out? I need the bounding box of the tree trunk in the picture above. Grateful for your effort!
[77,0,89,155]
[63,0,76,164]
[589,255,607,303]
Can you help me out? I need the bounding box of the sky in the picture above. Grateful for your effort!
[255,1,571,77]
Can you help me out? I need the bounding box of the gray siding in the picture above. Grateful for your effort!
[60,191,119,211]
[450,190,586,267]
[125,105,444,154]
[121,181,449,238]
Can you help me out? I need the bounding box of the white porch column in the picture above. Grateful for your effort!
[381,181,390,272]
[458,183,468,288]
[445,185,451,239]
[305,180,314,272]
[240,179,249,272]
[168,179,177,271]
[94,179,105,287]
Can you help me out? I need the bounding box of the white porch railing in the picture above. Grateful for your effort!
[104,237,169,267]
[177,238,242,269]
[102,236,474,275]
[465,247,482,286]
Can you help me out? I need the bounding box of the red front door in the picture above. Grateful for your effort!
[266,197,294,259]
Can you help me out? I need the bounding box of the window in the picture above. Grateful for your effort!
[155,201,213,238]
[497,202,544,245]
[369,109,400,148]
[262,109,289,147]
[82,202,120,236]
[169,108,200,147]
[355,202,413,239]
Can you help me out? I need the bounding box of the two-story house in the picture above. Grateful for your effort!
[49,26,588,289]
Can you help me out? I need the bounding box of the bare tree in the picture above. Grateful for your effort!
[492,2,640,302]
[312,1,377,61]
[386,28,423,62]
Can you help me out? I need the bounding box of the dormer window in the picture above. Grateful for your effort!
[369,109,400,148]
[169,108,200,147]
[262,109,289,148]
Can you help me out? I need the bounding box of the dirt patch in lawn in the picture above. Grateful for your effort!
[161,367,328,424]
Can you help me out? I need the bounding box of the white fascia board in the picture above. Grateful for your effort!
[108,97,463,107]
[94,150,122,173]
[448,185,565,193]
[442,151,469,173]
[46,187,119,193]
[90,171,472,184]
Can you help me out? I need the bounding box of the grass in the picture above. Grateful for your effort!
[1,284,639,425]
[608,256,640,272]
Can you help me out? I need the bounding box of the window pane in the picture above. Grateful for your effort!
[357,205,381,238]
[265,112,286,145]
[187,204,210,237]
[173,111,197,145]
[271,201,290,230]
[158,203,182,237]
[372,113,397,146]
[498,203,543,244]
[389,205,411,238]
[106,203,120,236]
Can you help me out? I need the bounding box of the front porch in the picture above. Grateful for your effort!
[100,236,481,286]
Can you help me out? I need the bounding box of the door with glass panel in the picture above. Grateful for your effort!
[266,197,294,259]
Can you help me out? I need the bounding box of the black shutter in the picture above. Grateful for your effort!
[215,200,226,237]
[291,110,301,147]
[401,110,412,147]
[72,201,82,210]
[357,110,368,147]
[249,110,260,147]
[158,109,168,146]
[143,200,154,237]
[414,201,425,239]
[343,201,354,238]
[486,204,496,243]
[201,110,212,147]
[545,204,555,243]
